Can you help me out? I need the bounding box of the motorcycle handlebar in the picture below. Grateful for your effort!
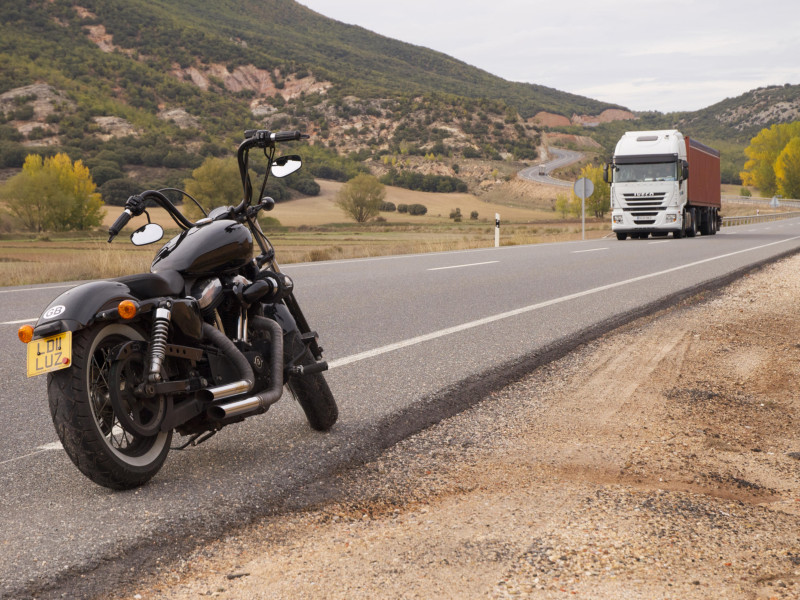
[108,191,196,242]
[241,130,307,148]
[107,209,132,242]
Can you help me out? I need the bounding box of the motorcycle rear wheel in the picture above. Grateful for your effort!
[285,331,338,431]
[48,323,172,490]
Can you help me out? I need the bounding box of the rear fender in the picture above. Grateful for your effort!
[33,281,136,337]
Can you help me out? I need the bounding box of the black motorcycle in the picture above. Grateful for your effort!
[20,129,338,490]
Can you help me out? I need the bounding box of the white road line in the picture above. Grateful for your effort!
[327,233,800,370]
[648,241,670,245]
[572,248,608,254]
[0,442,62,467]
[427,261,499,271]
[2,318,37,325]
[0,284,74,294]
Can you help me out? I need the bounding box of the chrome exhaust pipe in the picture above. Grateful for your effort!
[207,396,262,420]
[207,316,284,421]
[203,379,252,401]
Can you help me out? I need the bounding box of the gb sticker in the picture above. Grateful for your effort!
[43,305,66,320]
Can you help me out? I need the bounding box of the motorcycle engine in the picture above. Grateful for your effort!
[191,277,224,316]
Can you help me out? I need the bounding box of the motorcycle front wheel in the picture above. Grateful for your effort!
[285,331,338,431]
[48,323,172,490]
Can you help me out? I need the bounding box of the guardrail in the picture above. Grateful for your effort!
[721,211,800,227]
[722,195,800,208]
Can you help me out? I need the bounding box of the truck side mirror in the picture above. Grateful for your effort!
[603,163,610,183]
[681,160,689,181]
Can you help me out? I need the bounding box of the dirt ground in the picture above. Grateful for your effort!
[114,253,800,600]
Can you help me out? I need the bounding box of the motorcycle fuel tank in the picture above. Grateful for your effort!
[151,220,253,276]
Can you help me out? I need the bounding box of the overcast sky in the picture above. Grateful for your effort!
[298,0,800,114]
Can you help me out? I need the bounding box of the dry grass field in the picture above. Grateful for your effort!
[0,178,790,287]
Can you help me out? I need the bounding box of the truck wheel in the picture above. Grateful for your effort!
[699,209,713,235]
[616,232,627,241]
[686,209,697,238]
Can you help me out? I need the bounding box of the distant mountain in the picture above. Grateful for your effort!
[676,84,800,142]
[0,0,798,189]
[0,1,615,166]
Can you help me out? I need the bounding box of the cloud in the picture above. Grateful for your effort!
[299,0,800,112]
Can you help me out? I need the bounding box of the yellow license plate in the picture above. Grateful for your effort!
[27,331,72,378]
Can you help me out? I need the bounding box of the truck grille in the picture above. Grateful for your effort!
[622,192,667,208]
[621,192,667,225]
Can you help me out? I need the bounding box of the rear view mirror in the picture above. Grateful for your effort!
[271,155,302,178]
[130,223,164,246]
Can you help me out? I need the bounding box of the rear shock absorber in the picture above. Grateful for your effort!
[148,302,172,382]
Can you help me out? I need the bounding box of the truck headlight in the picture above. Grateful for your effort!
[665,214,677,223]
[613,215,624,224]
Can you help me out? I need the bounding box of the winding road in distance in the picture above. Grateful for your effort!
[518,147,584,186]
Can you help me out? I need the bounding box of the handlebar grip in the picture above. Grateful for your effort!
[107,209,132,242]
[271,130,306,142]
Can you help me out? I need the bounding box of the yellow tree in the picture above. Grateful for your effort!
[1,153,104,231]
[554,192,571,218]
[775,137,800,200]
[580,164,611,218]
[740,122,800,195]
[183,157,249,220]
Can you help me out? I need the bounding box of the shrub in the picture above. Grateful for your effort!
[470,210,479,220]
[462,146,481,159]
[449,208,461,219]
[407,203,427,216]
[288,176,320,196]
[91,163,125,187]
[99,178,142,206]
[397,203,408,214]
[379,201,396,212]
[257,215,285,232]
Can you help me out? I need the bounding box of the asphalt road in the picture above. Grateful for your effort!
[3,219,800,598]
[517,147,584,186]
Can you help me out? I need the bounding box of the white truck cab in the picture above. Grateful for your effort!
[605,130,720,240]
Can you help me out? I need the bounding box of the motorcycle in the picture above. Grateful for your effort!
[18,129,338,490]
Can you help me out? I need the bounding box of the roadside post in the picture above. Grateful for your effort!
[495,213,500,247]
[574,177,594,241]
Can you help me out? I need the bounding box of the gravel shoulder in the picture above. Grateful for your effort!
[112,254,800,600]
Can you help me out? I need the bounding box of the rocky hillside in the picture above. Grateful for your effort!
[0,0,798,191]
[678,84,800,141]
[0,1,625,173]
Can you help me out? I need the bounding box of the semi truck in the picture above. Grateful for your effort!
[604,130,721,240]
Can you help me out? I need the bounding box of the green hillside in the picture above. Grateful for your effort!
[1,0,798,192]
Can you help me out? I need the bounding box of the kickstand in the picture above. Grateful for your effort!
[172,429,218,450]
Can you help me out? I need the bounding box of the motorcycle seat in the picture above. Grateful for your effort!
[113,270,185,299]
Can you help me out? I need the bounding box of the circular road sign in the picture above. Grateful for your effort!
[574,177,594,199]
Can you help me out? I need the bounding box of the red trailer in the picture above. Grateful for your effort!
[686,137,721,209]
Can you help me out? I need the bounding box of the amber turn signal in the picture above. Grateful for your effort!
[18,324,34,344]
[118,300,138,320]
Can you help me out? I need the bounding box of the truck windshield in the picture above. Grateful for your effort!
[616,162,677,183]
